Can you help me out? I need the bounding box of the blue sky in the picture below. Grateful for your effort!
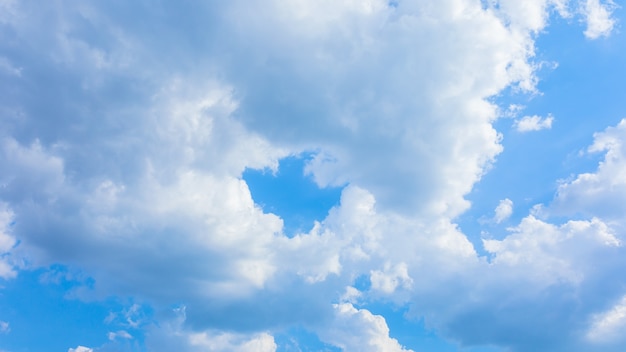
[1,1,626,351]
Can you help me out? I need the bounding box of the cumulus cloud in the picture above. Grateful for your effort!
[317,303,412,352]
[483,216,620,285]
[514,114,554,132]
[0,1,624,352]
[370,262,413,294]
[582,0,618,39]
[417,214,626,351]
[232,0,536,216]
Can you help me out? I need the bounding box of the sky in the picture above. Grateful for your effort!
[1,0,626,351]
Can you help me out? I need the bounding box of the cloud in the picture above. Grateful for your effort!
[514,114,554,132]
[143,307,277,352]
[107,330,132,341]
[317,303,412,352]
[0,1,624,352]
[427,214,626,351]
[493,198,514,223]
[0,202,16,279]
[229,0,540,216]
[483,216,620,285]
[370,262,413,294]
[587,295,626,344]
[68,347,93,352]
[551,119,626,222]
[582,0,618,39]
[186,332,276,352]
[492,0,569,33]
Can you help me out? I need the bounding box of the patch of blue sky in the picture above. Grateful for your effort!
[0,266,150,352]
[243,154,344,237]
[457,7,626,251]
[0,268,108,351]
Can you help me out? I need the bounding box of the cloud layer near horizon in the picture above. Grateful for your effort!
[0,1,624,351]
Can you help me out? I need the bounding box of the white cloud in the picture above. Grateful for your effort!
[4,82,287,304]
[108,330,132,341]
[187,332,277,352]
[231,0,539,217]
[492,0,561,33]
[551,119,626,222]
[1,1,625,352]
[493,198,514,223]
[68,347,93,352]
[317,303,412,352]
[587,295,626,343]
[370,262,413,294]
[483,216,620,285]
[143,307,277,352]
[0,202,16,279]
[514,114,554,132]
[582,0,617,39]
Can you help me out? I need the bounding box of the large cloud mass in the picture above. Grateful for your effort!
[0,0,623,351]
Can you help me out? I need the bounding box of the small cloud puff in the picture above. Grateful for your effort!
[108,330,132,341]
[68,347,93,352]
[370,262,413,294]
[494,198,514,223]
[583,0,618,39]
[514,114,554,132]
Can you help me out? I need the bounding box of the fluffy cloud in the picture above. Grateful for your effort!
[514,114,554,132]
[4,85,286,301]
[370,262,413,294]
[493,198,514,223]
[0,1,623,352]
[582,0,617,39]
[410,214,625,351]
[228,0,536,217]
[317,303,412,352]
